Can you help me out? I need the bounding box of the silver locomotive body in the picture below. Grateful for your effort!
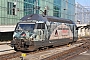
[11,14,78,51]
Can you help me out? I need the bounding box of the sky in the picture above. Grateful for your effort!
[75,0,90,6]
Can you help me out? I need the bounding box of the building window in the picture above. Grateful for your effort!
[53,0,61,17]
[7,2,16,15]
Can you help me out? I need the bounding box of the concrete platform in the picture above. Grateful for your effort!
[0,44,16,55]
[0,41,10,44]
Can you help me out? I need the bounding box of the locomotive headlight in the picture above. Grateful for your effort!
[14,38,17,39]
[30,38,33,40]
[30,37,34,40]
[13,37,17,40]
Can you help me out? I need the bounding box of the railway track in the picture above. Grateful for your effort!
[0,52,21,60]
[43,40,90,60]
[0,38,90,60]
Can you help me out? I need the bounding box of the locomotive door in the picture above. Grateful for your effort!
[69,24,74,41]
[73,25,78,41]
[36,23,46,41]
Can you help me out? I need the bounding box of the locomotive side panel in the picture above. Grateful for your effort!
[49,23,73,40]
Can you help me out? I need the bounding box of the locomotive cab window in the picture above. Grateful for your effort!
[36,23,45,29]
[15,23,35,32]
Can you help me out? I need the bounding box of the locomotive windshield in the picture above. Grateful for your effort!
[16,23,35,31]
[13,23,35,39]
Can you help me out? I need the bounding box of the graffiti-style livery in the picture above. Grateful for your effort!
[11,14,78,51]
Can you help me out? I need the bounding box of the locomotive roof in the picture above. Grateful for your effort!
[20,14,48,22]
[46,16,75,24]
[20,14,75,24]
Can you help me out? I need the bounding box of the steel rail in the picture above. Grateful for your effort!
[0,38,90,60]
[42,40,90,60]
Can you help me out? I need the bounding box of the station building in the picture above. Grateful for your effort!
[0,0,75,40]
[0,0,75,26]
[75,2,90,38]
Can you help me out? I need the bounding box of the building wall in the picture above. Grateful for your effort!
[0,0,24,25]
[61,0,75,20]
[78,27,90,38]
[77,24,90,38]
[0,0,75,25]
[24,0,36,15]
[75,2,90,24]
[39,0,53,16]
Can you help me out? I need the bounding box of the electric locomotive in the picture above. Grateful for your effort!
[11,14,78,51]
